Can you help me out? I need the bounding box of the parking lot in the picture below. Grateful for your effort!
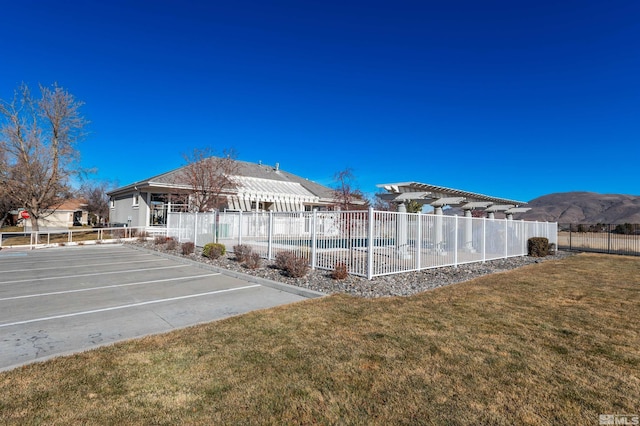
[0,244,319,371]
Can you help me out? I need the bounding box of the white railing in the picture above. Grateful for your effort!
[0,226,153,249]
[166,209,557,279]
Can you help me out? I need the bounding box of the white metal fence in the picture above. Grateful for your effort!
[167,209,557,279]
[0,226,153,249]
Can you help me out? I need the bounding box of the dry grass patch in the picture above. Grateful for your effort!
[0,253,638,424]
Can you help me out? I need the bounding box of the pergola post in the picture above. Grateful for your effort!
[463,209,475,253]
[434,205,444,253]
[396,201,410,259]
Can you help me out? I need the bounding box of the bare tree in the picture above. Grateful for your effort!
[0,83,87,231]
[0,146,14,227]
[371,195,397,212]
[178,147,240,212]
[79,180,114,225]
[332,168,368,211]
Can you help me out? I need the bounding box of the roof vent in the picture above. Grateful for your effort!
[274,162,279,171]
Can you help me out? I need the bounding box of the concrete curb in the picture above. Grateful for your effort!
[127,245,326,299]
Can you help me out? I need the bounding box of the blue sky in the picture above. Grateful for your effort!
[1,0,638,202]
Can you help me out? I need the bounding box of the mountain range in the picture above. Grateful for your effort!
[514,192,640,224]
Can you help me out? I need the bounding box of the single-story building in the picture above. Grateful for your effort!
[107,160,340,228]
[17,199,89,229]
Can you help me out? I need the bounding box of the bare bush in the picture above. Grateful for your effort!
[331,262,349,280]
[284,255,309,278]
[245,252,262,270]
[274,251,296,270]
[154,235,166,245]
[233,245,253,262]
[182,242,195,255]
[165,238,177,251]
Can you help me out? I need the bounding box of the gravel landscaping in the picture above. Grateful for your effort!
[127,241,575,298]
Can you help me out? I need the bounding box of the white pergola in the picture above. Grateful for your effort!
[377,182,529,218]
[377,182,531,255]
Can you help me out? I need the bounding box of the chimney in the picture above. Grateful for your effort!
[274,162,279,171]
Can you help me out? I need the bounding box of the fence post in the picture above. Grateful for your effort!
[212,211,218,244]
[311,209,318,270]
[520,219,524,256]
[193,212,198,246]
[268,211,274,260]
[416,212,422,271]
[568,223,572,250]
[238,210,242,246]
[454,215,458,266]
[367,207,374,280]
[482,217,486,263]
[504,218,508,258]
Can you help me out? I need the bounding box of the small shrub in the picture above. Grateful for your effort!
[284,255,309,278]
[548,242,557,255]
[528,237,549,257]
[275,251,296,271]
[166,238,178,250]
[77,242,84,246]
[182,241,195,255]
[137,231,149,242]
[245,252,262,269]
[203,243,226,259]
[332,262,349,280]
[233,244,253,262]
[154,235,166,245]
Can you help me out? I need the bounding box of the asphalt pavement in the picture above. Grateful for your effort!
[0,244,322,371]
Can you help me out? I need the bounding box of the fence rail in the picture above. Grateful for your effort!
[558,223,640,256]
[0,226,156,249]
[167,209,557,279]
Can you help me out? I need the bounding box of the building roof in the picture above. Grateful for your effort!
[107,159,336,202]
[53,198,88,211]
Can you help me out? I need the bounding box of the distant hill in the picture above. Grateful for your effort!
[514,192,640,224]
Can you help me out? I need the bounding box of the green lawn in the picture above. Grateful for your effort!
[1,253,638,425]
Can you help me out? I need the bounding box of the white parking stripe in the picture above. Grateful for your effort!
[0,265,189,285]
[0,273,222,301]
[0,253,154,265]
[0,285,261,328]
[0,258,166,273]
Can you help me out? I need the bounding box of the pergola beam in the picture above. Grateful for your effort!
[461,201,493,210]
[430,197,466,207]
[377,192,431,202]
[485,204,516,212]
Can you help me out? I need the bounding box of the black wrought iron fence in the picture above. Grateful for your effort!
[558,223,640,256]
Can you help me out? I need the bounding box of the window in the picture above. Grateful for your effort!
[150,193,168,225]
[133,193,139,207]
[110,198,115,209]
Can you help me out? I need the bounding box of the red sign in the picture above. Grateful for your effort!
[20,210,30,219]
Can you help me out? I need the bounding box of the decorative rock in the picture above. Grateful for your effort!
[127,241,574,298]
